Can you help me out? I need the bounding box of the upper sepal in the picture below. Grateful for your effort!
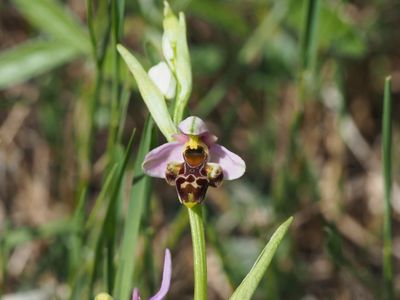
[178,116,209,136]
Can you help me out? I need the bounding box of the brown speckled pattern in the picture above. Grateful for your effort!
[165,161,223,205]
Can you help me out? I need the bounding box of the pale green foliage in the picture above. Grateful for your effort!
[0,40,80,89]
[117,44,177,141]
[230,217,293,300]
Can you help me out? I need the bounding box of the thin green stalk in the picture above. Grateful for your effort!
[300,0,320,72]
[102,0,122,291]
[107,0,125,155]
[86,0,97,66]
[113,120,153,300]
[298,0,320,102]
[69,3,112,295]
[0,223,10,296]
[68,186,87,276]
[382,76,393,300]
[188,205,207,300]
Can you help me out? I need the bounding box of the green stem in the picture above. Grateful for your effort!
[188,205,207,300]
[107,0,123,155]
[300,0,320,72]
[382,76,393,300]
[298,0,320,102]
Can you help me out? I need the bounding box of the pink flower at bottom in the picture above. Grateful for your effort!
[132,249,172,300]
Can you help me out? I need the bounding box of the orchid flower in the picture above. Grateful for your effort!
[94,249,172,300]
[142,116,246,207]
[132,249,172,300]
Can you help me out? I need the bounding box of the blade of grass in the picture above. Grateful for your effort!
[298,0,320,101]
[107,0,126,155]
[113,119,153,300]
[239,0,288,64]
[189,0,248,36]
[116,0,126,39]
[86,165,119,229]
[0,224,9,296]
[68,185,89,281]
[12,0,90,53]
[104,130,137,292]
[87,129,136,297]
[382,76,393,300]
[0,39,80,89]
[68,167,117,299]
[300,0,320,72]
[230,217,293,300]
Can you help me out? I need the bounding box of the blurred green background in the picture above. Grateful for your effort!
[0,0,399,299]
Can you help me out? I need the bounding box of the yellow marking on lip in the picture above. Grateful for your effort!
[187,135,200,149]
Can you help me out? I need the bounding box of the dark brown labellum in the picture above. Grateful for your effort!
[165,161,223,206]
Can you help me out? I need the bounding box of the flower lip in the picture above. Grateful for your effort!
[178,116,209,135]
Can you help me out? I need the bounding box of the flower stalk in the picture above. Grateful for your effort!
[382,76,393,300]
[188,205,207,300]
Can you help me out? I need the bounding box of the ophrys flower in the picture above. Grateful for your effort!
[95,249,172,300]
[143,116,246,207]
[132,249,172,300]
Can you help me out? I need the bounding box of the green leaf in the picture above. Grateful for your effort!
[230,217,293,300]
[239,1,289,64]
[68,165,118,299]
[117,44,177,141]
[189,0,248,36]
[12,0,90,53]
[300,0,320,72]
[113,119,153,300]
[288,0,366,58]
[87,130,136,296]
[85,165,119,230]
[0,39,80,89]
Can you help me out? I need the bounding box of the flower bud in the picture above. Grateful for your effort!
[95,293,113,300]
[162,1,179,69]
[148,61,176,100]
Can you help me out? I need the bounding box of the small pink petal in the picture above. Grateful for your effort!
[149,249,172,300]
[142,142,184,178]
[178,116,209,136]
[172,133,189,143]
[200,132,218,147]
[209,144,246,180]
[132,288,141,300]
